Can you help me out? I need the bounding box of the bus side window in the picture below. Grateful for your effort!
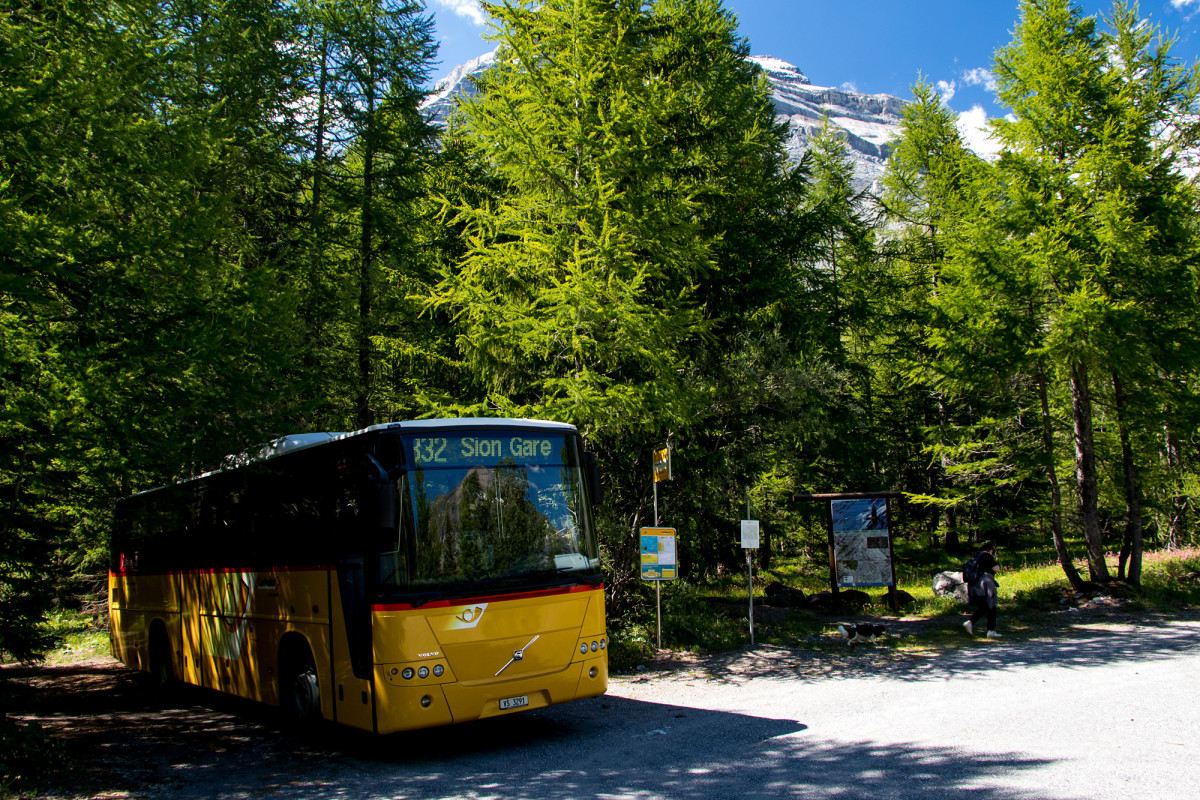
[377,474,410,590]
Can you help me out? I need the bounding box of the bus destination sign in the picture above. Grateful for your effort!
[407,434,563,467]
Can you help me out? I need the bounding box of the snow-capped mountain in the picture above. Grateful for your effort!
[421,51,496,126]
[420,52,905,192]
[749,56,904,192]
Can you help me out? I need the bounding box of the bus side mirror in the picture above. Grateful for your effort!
[584,452,603,507]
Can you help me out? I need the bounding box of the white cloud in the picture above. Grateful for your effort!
[937,79,956,104]
[1172,0,1200,21]
[433,0,486,26]
[840,81,859,92]
[961,67,998,93]
[957,105,1002,161]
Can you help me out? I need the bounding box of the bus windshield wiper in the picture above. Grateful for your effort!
[503,566,603,587]
[408,566,601,607]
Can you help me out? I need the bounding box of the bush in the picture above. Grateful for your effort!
[0,714,59,794]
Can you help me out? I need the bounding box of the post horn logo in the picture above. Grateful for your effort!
[449,603,488,629]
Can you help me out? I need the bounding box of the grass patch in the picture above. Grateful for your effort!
[40,610,110,666]
[607,547,1200,660]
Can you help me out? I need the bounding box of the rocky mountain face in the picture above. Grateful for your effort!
[749,56,904,192]
[420,51,906,192]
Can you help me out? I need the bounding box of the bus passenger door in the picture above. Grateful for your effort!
[331,554,375,730]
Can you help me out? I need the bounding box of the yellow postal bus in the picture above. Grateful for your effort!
[109,418,608,733]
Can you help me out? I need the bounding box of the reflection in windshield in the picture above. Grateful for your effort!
[378,448,597,594]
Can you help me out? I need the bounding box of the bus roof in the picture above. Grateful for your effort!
[122,418,580,501]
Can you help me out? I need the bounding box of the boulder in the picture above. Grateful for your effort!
[892,589,916,606]
[765,582,807,607]
[806,588,871,610]
[838,588,871,607]
[807,591,833,610]
[933,571,968,603]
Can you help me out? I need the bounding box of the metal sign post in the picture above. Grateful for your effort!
[740,517,759,645]
[647,444,673,649]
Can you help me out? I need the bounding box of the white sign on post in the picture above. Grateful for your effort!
[740,519,760,549]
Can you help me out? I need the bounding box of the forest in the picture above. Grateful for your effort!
[3,0,1199,662]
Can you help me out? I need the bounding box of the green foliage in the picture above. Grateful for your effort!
[434,0,712,434]
[0,0,440,660]
[0,715,59,795]
[1,0,1198,667]
[885,1,1200,587]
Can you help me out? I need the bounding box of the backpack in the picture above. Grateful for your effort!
[962,555,981,587]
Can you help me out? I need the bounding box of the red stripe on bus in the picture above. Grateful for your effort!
[108,565,332,577]
[371,583,603,611]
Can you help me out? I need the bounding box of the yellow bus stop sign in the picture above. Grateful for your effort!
[653,447,671,482]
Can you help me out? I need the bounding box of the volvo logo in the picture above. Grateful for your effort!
[495,635,540,676]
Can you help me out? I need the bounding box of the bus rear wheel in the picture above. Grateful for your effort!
[280,646,320,724]
[148,624,174,687]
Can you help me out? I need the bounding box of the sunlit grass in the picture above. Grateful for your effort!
[605,547,1200,666]
[41,610,110,665]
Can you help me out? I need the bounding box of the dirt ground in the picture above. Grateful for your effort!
[0,657,379,800]
[4,601,1194,799]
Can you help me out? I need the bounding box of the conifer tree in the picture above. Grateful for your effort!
[433,0,744,434]
[932,0,1200,583]
[878,82,977,551]
[432,0,816,578]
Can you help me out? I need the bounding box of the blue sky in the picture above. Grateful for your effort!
[425,1,1200,154]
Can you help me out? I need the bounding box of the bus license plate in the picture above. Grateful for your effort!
[500,695,528,710]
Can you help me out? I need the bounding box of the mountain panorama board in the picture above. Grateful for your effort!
[419,52,904,193]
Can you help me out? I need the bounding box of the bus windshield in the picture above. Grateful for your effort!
[377,430,599,595]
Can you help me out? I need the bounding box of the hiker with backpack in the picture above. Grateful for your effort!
[963,543,1003,639]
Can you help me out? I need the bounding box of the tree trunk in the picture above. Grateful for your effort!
[1038,364,1085,590]
[938,395,960,551]
[1112,373,1143,585]
[356,46,378,430]
[1069,360,1109,582]
[1164,415,1188,549]
[310,34,330,232]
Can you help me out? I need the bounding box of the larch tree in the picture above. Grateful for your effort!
[321,0,439,429]
[431,0,815,579]
[943,0,1200,584]
[878,81,979,552]
[433,0,761,436]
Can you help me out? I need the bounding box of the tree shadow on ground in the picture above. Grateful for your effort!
[11,614,1198,800]
[6,658,1057,800]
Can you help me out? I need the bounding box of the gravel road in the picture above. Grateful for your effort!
[11,614,1200,800]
